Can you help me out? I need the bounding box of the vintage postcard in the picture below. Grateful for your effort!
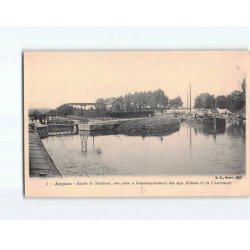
[24,51,249,197]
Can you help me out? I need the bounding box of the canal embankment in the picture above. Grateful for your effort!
[29,129,61,177]
[115,115,180,136]
[76,115,181,136]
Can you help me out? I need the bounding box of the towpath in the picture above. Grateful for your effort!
[29,129,61,177]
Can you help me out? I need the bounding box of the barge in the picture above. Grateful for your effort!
[182,114,226,133]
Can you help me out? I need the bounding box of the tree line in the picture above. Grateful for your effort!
[96,89,183,111]
[194,78,246,112]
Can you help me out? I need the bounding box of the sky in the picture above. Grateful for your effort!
[24,51,249,109]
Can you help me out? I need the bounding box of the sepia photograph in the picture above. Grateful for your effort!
[23,51,249,196]
[2,2,250,244]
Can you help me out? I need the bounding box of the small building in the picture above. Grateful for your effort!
[67,103,96,110]
[217,108,232,114]
[106,98,125,112]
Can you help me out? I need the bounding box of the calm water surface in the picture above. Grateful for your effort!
[42,122,246,176]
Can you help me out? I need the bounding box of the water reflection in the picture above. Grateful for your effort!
[189,120,245,139]
[184,123,226,136]
[80,129,176,148]
[226,121,246,139]
[78,121,245,163]
[79,131,103,156]
[80,131,88,154]
[42,121,246,177]
[121,128,180,137]
[183,120,246,162]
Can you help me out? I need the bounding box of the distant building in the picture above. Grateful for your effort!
[67,103,96,110]
[105,98,125,112]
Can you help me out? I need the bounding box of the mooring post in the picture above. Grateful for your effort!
[75,124,79,134]
[213,115,217,131]
[189,82,192,116]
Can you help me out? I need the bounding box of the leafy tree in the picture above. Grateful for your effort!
[194,97,202,109]
[56,104,74,116]
[215,95,227,109]
[31,109,41,117]
[241,77,246,109]
[146,91,154,107]
[226,90,245,112]
[124,93,133,111]
[169,97,183,108]
[95,98,106,105]
[242,77,246,96]
[225,77,246,112]
[196,77,246,112]
[152,89,169,108]
[95,89,169,111]
[133,92,144,110]
[95,98,107,110]
[194,93,215,109]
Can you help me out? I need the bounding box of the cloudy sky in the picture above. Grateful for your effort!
[24,51,248,109]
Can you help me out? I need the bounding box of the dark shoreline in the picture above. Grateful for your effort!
[115,115,180,136]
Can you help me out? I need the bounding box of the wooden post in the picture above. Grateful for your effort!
[189,124,192,149]
[75,124,79,134]
[213,115,217,131]
[214,98,217,132]
[189,82,192,115]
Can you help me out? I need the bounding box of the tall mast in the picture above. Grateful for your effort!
[189,82,192,115]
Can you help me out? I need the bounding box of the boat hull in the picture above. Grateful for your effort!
[182,116,226,134]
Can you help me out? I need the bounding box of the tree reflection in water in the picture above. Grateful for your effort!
[186,119,246,148]
[42,120,246,176]
[226,120,246,139]
[79,119,245,158]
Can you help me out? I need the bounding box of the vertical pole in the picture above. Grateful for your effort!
[189,124,192,149]
[189,82,192,115]
[214,98,216,132]
[214,117,216,129]
[75,124,79,134]
[187,94,188,109]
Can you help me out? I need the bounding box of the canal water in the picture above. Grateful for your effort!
[42,122,246,176]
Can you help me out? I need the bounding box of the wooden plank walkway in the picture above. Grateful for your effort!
[29,130,61,177]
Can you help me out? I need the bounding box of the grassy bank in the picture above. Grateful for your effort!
[115,115,180,136]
